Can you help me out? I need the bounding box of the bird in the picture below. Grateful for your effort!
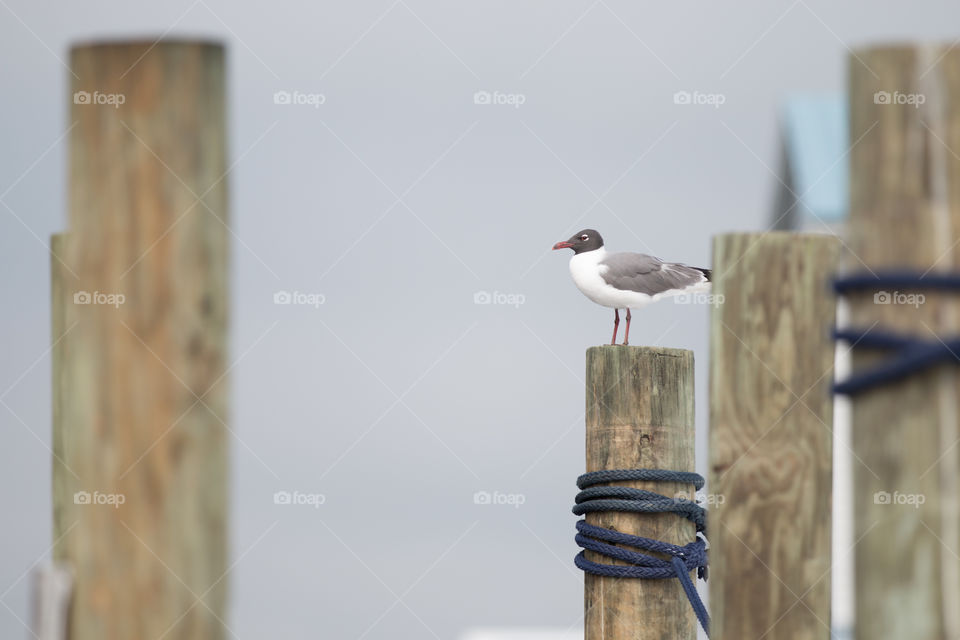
[552,229,711,345]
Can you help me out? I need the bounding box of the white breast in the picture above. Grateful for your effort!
[569,248,650,309]
[569,248,607,296]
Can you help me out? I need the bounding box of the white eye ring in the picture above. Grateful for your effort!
[580,234,589,241]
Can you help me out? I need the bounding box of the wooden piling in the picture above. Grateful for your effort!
[847,45,960,639]
[709,232,839,639]
[52,41,229,640]
[584,345,697,640]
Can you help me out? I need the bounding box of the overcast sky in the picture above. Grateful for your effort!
[3,1,960,638]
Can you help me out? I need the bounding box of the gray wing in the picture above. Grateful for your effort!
[600,252,708,296]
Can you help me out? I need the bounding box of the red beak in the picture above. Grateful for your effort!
[553,241,573,250]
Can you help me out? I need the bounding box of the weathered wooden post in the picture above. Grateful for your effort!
[584,345,697,639]
[709,233,839,638]
[846,45,960,639]
[52,41,229,640]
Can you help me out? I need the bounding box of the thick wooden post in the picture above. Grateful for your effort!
[847,45,960,639]
[584,345,697,640]
[709,233,839,639]
[53,41,229,640]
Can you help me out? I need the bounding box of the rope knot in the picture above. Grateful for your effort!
[573,468,710,636]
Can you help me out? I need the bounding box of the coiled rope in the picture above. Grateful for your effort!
[833,271,960,395]
[572,468,710,637]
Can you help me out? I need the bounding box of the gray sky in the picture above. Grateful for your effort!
[3,1,960,638]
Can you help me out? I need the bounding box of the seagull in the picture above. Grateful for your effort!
[552,229,711,345]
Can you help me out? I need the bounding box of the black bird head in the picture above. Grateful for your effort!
[552,229,604,254]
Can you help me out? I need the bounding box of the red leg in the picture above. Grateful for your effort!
[611,309,620,345]
[623,308,632,346]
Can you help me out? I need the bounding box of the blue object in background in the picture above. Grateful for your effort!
[776,95,849,227]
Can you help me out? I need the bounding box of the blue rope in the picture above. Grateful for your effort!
[833,271,960,395]
[834,271,960,294]
[573,468,710,637]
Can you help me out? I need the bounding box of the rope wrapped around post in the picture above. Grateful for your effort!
[572,468,710,637]
[833,271,960,394]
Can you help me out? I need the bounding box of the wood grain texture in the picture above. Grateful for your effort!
[709,232,839,640]
[848,46,960,640]
[584,345,697,640]
[54,41,229,640]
